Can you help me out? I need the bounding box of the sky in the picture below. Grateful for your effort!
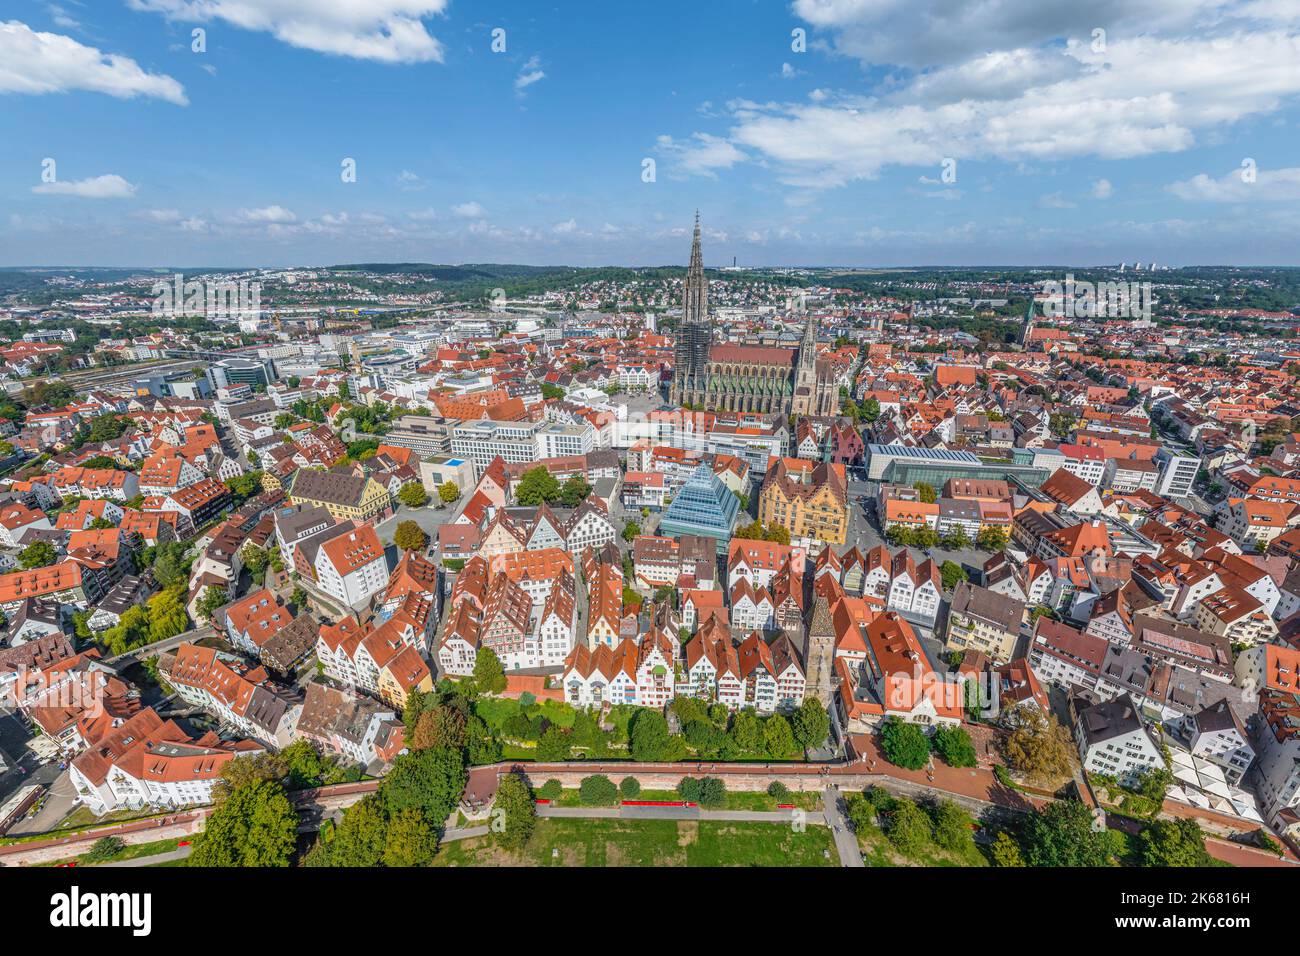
[1,0,1299,268]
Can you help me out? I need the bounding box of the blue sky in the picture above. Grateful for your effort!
[2,0,1299,267]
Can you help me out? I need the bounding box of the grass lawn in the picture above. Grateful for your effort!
[545,787,821,812]
[851,822,988,868]
[1,807,171,846]
[39,837,183,868]
[434,818,836,867]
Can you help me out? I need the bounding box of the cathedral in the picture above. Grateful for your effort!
[669,214,837,418]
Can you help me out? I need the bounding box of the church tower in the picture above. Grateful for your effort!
[791,308,821,415]
[670,212,713,406]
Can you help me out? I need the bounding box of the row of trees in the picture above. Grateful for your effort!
[878,717,977,770]
[733,520,791,545]
[884,523,1008,553]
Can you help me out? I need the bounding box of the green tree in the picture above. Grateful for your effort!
[326,794,389,867]
[1003,707,1076,786]
[189,779,298,867]
[465,715,502,765]
[538,779,563,801]
[844,792,880,833]
[621,520,641,543]
[990,830,1026,866]
[536,725,573,761]
[913,526,940,549]
[224,471,264,504]
[619,776,641,799]
[280,740,331,790]
[84,836,126,863]
[1022,799,1113,867]
[403,688,431,733]
[879,717,931,770]
[941,528,971,551]
[516,466,561,506]
[378,747,468,827]
[579,774,619,806]
[729,710,764,753]
[144,586,190,641]
[629,709,673,761]
[914,482,937,504]
[18,540,56,570]
[438,481,461,506]
[151,542,190,589]
[492,773,536,850]
[940,561,968,591]
[931,724,977,768]
[240,544,270,578]
[975,526,1009,552]
[397,481,429,508]
[412,705,466,751]
[930,799,976,854]
[560,475,593,507]
[763,714,797,758]
[791,698,831,750]
[196,584,229,624]
[862,397,881,422]
[393,520,428,552]
[473,647,507,694]
[540,383,565,401]
[885,798,933,856]
[696,776,727,808]
[1139,818,1212,867]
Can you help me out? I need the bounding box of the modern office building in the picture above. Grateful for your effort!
[1154,448,1201,499]
[212,357,274,389]
[384,415,456,457]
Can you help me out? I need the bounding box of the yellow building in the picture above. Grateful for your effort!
[758,458,849,546]
[287,469,392,523]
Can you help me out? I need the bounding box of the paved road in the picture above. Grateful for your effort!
[375,502,457,548]
[444,824,490,842]
[7,769,76,836]
[98,845,193,867]
[821,786,865,868]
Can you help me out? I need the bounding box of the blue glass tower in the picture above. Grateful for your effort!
[658,464,739,553]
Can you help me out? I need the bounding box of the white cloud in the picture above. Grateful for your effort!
[790,0,1252,69]
[127,0,449,64]
[515,55,545,93]
[694,30,1300,187]
[0,20,186,103]
[1092,178,1114,199]
[1168,165,1300,201]
[141,208,182,222]
[552,218,578,234]
[31,173,136,198]
[451,201,486,218]
[238,205,296,223]
[1038,192,1076,209]
[47,5,79,29]
[781,62,802,79]
[656,132,748,178]
[396,169,425,191]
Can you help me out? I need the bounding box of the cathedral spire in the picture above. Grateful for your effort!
[683,210,708,326]
[799,307,817,366]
